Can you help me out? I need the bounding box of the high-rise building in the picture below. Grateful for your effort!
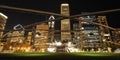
[0,13,7,40]
[72,15,112,49]
[81,15,101,48]
[73,15,103,49]
[8,24,25,44]
[111,28,120,48]
[72,23,81,47]
[111,28,120,46]
[61,3,71,41]
[48,15,55,42]
[98,16,111,48]
[10,31,24,44]
[34,24,49,52]
[26,32,32,45]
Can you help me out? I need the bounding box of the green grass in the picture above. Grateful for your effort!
[0,52,120,57]
[71,52,120,56]
[11,53,51,56]
[0,52,120,60]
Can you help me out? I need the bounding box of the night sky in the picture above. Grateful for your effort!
[0,0,120,30]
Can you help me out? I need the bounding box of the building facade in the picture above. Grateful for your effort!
[26,32,32,45]
[0,13,7,40]
[98,16,111,48]
[61,3,71,41]
[111,28,120,44]
[34,24,49,52]
[72,15,109,49]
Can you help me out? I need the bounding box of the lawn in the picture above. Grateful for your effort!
[0,52,120,60]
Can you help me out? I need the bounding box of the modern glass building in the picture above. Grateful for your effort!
[73,14,103,50]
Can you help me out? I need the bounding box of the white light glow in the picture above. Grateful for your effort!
[35,34,40,37]
[81,27,84,29]
[103,39,106,42]
[68,42,72,47]
[48,15,55,20]
[67,47,80,52]
[47,47,56,52]
[55,42,62,46]
[62,4,69,6]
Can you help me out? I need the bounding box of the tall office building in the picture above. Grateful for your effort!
[10,31,24,44]
[0,13,7,40]
[48,15,55,42]
[98,16,112,47]
[111,29,120,43]
[34,24,49,52]
[83,23,100,48]
[73,15,102,49]
[61,3,71,41]
[81,15,101,48]
[26,32,32,45]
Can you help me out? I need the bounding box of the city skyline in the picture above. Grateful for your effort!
[0,1,120,57]
[0,0,120,30]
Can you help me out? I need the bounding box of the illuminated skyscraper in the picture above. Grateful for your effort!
[26,32,32,45]
[34,24,49,52]
[111,29,120,44]
[0,13,7,40]
[61,3,71,41]
[98,16,112,48]
[48,15,55,42]
[9,24,25,44]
